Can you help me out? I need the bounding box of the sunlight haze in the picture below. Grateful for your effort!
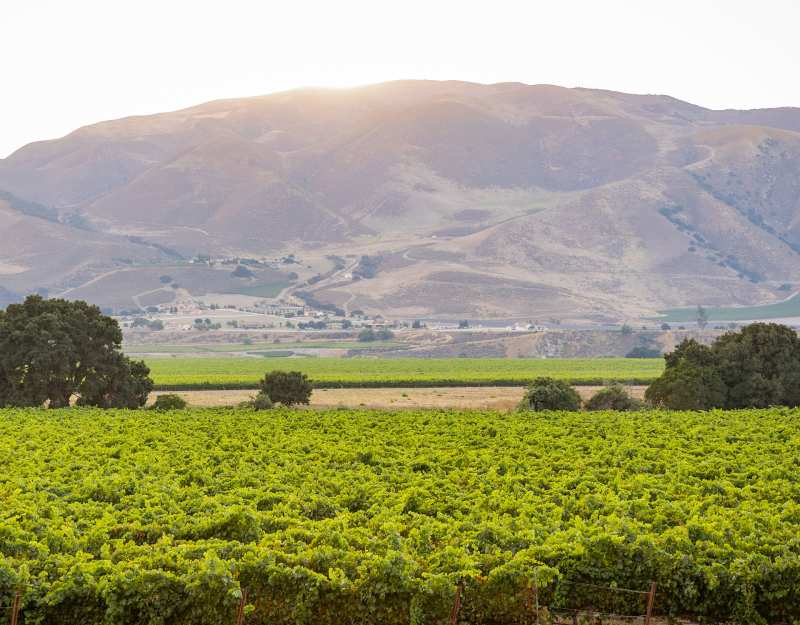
[1,0,799,157]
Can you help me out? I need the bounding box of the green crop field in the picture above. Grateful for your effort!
[0,407,797,624]
[144,357,665,389]
[656,293,800,322]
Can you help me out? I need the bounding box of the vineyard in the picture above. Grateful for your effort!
[145,357,665,390]
[1,407,798,624]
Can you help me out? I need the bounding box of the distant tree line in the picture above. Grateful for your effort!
[294,291,345,317]
[358,327,395,342]
[194,318,222,331]
[132,317,164,331]
[625,345,661,358]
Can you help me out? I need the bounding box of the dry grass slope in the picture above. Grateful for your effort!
[1,81,799,319]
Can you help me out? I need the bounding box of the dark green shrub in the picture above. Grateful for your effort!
[251,392,273,410]
[518,377,581,411]
[259,371,312,406]
[358,327,376,342]
[151,394,187,411]
[231,265,254,278]
[585,385,642,411]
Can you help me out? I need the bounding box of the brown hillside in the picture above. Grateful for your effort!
[1,80,799,318]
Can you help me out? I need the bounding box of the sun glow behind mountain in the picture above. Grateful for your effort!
[2,0,800,157]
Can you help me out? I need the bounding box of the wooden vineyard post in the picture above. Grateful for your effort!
[644,582,656,625]
[526,582,540,624]
[235,588,248,625]
[9,592,20,625]
[449,580,463,625]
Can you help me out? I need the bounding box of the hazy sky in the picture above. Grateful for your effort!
[2,0,799,157]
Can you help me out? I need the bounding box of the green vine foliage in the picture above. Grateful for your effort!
[1,407,799,624]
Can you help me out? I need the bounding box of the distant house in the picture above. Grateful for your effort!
[367,320,396,329]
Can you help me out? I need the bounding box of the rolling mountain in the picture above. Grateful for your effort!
[1,80,799,320]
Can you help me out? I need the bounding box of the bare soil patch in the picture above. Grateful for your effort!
[150,385,647,409]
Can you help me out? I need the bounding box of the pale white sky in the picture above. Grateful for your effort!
[2,0,799,157]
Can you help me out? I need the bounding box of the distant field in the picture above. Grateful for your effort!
[657,293,800,322]
[125,340,399,353]
[146,357,665,389]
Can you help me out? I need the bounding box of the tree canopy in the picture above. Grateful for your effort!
[646,323,800,409]
[0,296,153,408]
[258,370,313,407]
[714,322,800,408]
